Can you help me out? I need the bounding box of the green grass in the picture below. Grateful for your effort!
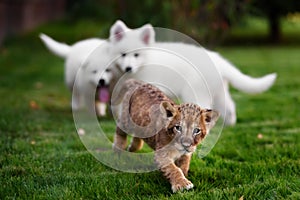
[1,19,300,199]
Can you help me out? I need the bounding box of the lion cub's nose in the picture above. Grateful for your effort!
[181,138,193,148]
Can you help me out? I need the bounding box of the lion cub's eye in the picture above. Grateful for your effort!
[174,125,182,133]
[193,128,201,135]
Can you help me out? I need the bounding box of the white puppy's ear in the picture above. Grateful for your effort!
[140,24,155,45]
[110,20,129,43]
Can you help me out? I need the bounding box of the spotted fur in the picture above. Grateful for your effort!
[113,79,219,192]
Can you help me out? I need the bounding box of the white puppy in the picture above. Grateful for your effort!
[39,34,110,111]
[39,23,154,113]
[39,34,104,92]
[108,21,277,125]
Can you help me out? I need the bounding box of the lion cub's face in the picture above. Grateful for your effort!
[160,102,219,154]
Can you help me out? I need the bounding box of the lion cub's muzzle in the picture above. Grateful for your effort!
[180,137,195,152]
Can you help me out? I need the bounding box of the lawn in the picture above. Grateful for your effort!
[0,19,300,199]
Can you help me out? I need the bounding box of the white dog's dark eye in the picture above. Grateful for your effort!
[92,70,97,74]
[121,53,126,57]
[193,128,201,135]
[174,125,182,133]
[134,53,139,57]
[105,68,111,72]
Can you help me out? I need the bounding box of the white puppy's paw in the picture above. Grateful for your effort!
[224,110,236,126]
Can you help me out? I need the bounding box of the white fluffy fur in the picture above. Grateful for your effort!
[40,20,277,125]
[40,22,155,111]
[39,34,112,110]
[108,21,277,125]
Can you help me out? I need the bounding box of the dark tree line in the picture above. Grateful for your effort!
[66,0,300,44]
[252,0,300,42]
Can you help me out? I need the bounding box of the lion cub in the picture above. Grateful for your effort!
[113,79,219,193]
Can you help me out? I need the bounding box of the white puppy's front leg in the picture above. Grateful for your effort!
[72,89,81,110]
[214,80,236,125]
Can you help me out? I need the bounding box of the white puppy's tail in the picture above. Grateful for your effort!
[39,33,70,59]
[226,72,277,94]
[210,51,277,94]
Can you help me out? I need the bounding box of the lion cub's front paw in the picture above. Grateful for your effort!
[171,178,194,193]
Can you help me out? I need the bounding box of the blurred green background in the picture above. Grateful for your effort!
[1,0,300,47]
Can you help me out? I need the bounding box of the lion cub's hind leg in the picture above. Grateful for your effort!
[128,137,144,152]
[113,127,128,151]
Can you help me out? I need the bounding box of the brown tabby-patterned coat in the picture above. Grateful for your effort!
[113,79,219,192]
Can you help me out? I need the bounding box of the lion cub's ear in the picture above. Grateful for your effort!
[160,101,177,119]
[202,109,220,130]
